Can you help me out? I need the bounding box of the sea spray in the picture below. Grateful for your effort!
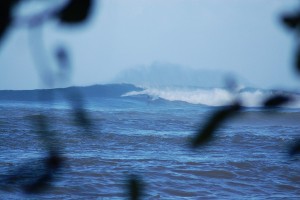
[122,86,300,108]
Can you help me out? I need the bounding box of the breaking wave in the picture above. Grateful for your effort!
[122,86,300,108]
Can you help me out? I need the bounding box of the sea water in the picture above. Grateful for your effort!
[0,85,300,199]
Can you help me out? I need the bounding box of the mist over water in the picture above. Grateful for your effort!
[113,62,250,88]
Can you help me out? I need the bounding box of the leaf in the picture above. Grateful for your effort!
[0,16,10,42]
[295,47,300,74]
[57,0,93,24]
[289,139,300,156]
[55,46,70,70]
[74,108,92,128]
[282,14,300,29]
[128,175,143,200]
[0,0,20,43]
[263,95,292,108]
[191,103,241,148]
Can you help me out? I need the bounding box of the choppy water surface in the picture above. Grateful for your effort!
[1,99,300,199]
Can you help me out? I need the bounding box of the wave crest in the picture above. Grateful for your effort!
[122,87,300,107]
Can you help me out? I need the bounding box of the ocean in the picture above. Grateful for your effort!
[0,84,300,199]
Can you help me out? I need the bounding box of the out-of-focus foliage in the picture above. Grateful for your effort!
[127,175,144,200]
[282,13,300,30]
[263,95,292,108]
[282,10,300,74]
[0,0,94,194]
[57,0,93,24]
[289,139,300,156]
[0,0,20,43]
[282,7,300,156]
[191,103,241,148]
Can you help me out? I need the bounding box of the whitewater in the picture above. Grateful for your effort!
[122,85,300,108]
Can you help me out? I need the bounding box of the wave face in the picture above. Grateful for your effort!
[123,86,300,108]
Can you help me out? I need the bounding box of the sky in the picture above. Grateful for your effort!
[0,0,299,90]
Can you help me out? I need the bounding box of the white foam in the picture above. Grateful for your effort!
[123,87,300,108]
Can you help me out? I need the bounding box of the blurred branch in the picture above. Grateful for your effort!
[191,103,241,148]
[13,1,67,28]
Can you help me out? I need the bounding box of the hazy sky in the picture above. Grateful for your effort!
[0,0,299,90]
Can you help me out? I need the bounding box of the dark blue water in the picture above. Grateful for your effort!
[1,85,300,199]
